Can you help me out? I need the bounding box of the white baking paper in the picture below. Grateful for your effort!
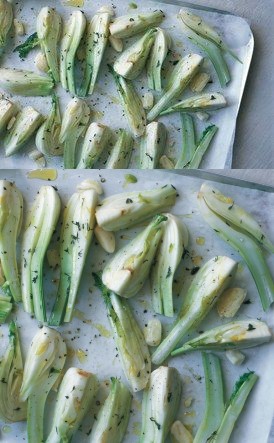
[0,169,273,443]
[0,0,253,169]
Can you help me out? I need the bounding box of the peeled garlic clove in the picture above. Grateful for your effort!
[95,225,116,253]
[14,19,25,36]
[35,52,49,73]
[226,350,246,365]
[142,92,154,110]
[171,421,193,443]
[217,287,247,318]
[143,318,162,346]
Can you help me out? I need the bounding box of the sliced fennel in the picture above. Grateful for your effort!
[21,186,61,323]
[60,98,90,169]
[20,327,67,443]
[172,320,271,355]
[77,122,112,169]
[193,353,224,443]
[180,23,230,88]
[0,294,12,323]
[160,92,227,115]
[94,273,151,392]
[46,368,99,443]
[95,184,177,231]
[198,189,274,311]
[175,115,218,169]
[147,53,203,121]
[147,28,172,92]
[151,214,188,317]
[4,106,43,157]
[186,125,218,169]
[89,378,132,443]
[152,256,238,365]
[37,7,62,83]
[179,9,241,62]
[0,98,18,133]
[140,121,167,169]
[0,180,23,302]
[109,65,146,137]
[102,214,167,298]
[201,182,274,253]
[0,0,13,53]
[208,372,258,443]
[175,113,196,168]
[194,351,258,443]
[0,68,54,96]
[109,10,164,39]
[35,94,63,156]
[140,366,182,443]
[0,322,27,422]
[106,129,134,169]
[80,7,112,96]
[114,28,157,80]
[60,10,86,94]
[50,181,98,325]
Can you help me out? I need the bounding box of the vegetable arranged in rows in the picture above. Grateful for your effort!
[0,94,171,169]
[0,320,260,442]
[21,185,61,323]
[0,177,273,442]
[20,327,67,443]
[0,323,133,443]
[179,9,242,87]
[50,181,100,325]
[172,320,271,356]
[6,6,165,99]
[198,183,274,311]
[0,95,135,168]
[0,180,178,324]
[0,322,26,423]
[94,273,151,393]
[0,92,221,169]
[152,255,238,365]
[0,4,240,169]
[0,181,23,303]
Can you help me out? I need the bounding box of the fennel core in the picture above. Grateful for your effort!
[93,273,151,393]
[198,183,274,311]
[152,255,238,365]
[102,214,168,298]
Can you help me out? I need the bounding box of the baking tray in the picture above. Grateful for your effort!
[0,0,254,169]
[0,169,274,443]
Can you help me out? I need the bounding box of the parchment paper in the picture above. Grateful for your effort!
[0,169,273,442]
[0,0,253,169]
